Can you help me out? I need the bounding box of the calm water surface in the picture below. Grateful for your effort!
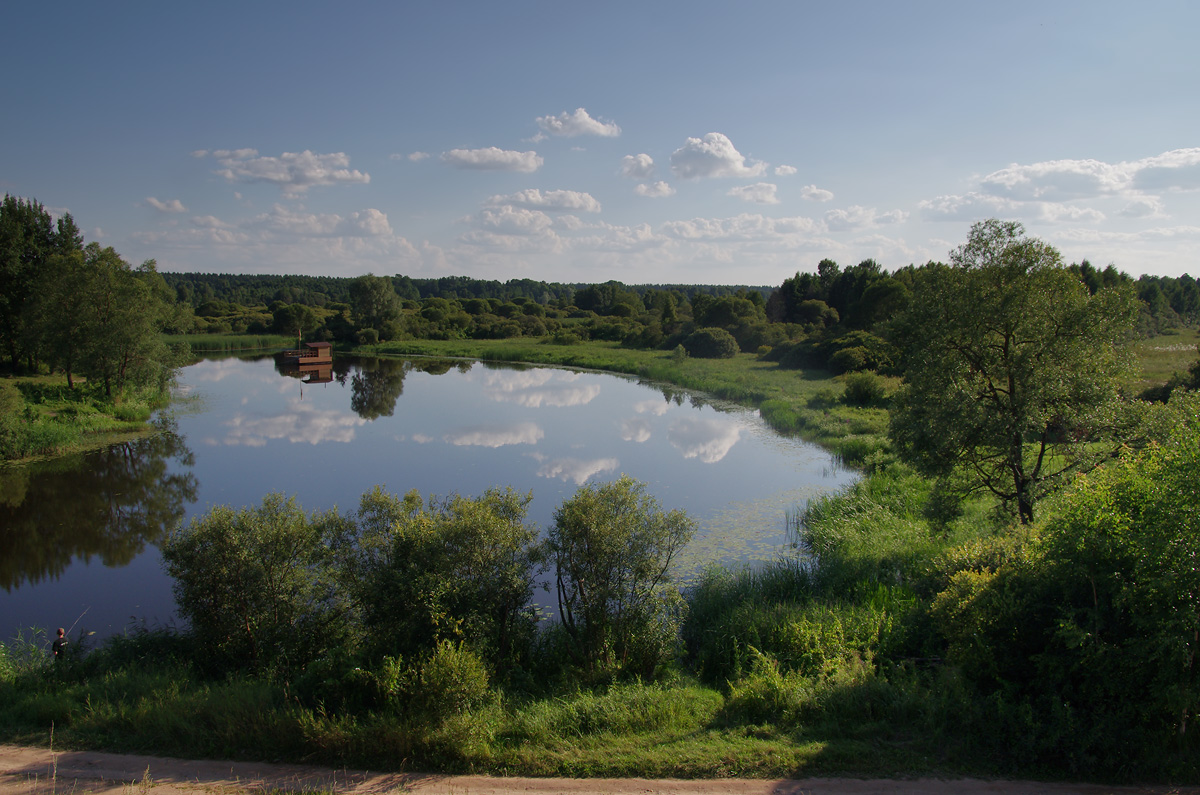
[1,354,856,641]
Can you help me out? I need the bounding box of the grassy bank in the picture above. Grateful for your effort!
[163,333,295,354]
[0,376,165,463]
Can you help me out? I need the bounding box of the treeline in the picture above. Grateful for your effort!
[163,259,1198,390]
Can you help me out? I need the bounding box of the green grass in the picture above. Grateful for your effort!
[1126,326,1199,393]
[163,333,297,353]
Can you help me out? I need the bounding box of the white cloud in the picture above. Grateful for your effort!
[250,205,393,237]
[979,148,1200,202]
[918,192,1024,221]
[620,153,655,179]
[535,108,621,138]
[635,181,675,198]
[662,213,821,241]
[392,151,430,161]
[207,149,370,196]
[486,189,601,213]
[728,182,779,205]
[774,165,798,176]
[441,147,543,172]
[670,133,767,179]
[476,205,555,235]
[1119,196,1166,218]
[800,184,834,202]
[1037,204,1105,223]
[1129,148,1200,191]
[444,422,544,448]
[535,456,619,485]
[146,197,187,213]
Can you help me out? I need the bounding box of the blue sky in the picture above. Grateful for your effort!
[3,1,1198,285]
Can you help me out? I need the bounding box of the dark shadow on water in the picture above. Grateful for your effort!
[0,418,198,591]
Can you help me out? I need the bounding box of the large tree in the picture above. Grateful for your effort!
[888,219,1139,524]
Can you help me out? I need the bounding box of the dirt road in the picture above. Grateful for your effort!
[0,745,1191,795]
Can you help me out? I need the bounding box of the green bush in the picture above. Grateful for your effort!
[841,371,887,407]
[161,494,351,675]
[549,476,695,679]
[682,327,739,359]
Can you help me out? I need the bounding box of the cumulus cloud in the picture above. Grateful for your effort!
[1129,148,1200,191]
[536,108,621,138]
[662,213,820,241]
[146,197,187,213]
[775,165,798,176]
[635,181,675,198]
[979,148,1200,202]
[670,133,766,179]
[206,149,370,196]
[444,422,544,448]
[728,182,779,205]
[391,151,430,161]
[486,189,601,213]
[250,205,393,237]
[620,153,655,179]
[800,184,834,202]
[1119,196,1166,218]
[442,147,543,172]
[918,192,1024,222]
[476,205,555,235]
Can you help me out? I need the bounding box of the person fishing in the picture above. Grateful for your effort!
[51,627,68,662]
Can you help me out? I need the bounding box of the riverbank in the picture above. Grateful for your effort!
[0,377,165,464]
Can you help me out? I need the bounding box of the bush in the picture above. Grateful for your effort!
[682,327,739,359]
[841,371,887,407]
[549,476,696,679]
[339,486,545,671]
[161,494,351,675]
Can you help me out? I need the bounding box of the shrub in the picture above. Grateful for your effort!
[683,327,739,359]
[161,494,351,674]
[549,476,695,679]
[841,371,887,407]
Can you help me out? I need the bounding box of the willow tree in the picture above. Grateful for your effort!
[888,220,1139,524]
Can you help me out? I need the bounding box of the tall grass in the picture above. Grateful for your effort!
[162,333,295,353]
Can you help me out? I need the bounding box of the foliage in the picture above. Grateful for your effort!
[841,371,888,407]
[334,486,545,670]
[930,392,1200,768]
[161,494,351,674]
[888,219,1140,523]
[682,327,739,359]
[549,476,696,679]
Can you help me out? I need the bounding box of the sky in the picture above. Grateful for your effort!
[2,1,1198,286]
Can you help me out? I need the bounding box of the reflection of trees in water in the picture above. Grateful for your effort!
[350,358,410,420]
[0,420,197,591]
[348,357,466,419]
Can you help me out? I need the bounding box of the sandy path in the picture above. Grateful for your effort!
[0,745,1191,795]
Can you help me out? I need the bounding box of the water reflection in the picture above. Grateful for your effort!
[0,421,197,591]
[349,357,408,419]
[667,417,743,464]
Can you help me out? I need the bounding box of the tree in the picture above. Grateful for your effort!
[335,486,545,669]
[888,220,1138,524]
[349,273,401,334]
[549,476,695,678]
[0,196,83,370]
[162,493,351,673]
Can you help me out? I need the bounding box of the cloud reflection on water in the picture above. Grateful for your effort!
[667,417,742,463]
